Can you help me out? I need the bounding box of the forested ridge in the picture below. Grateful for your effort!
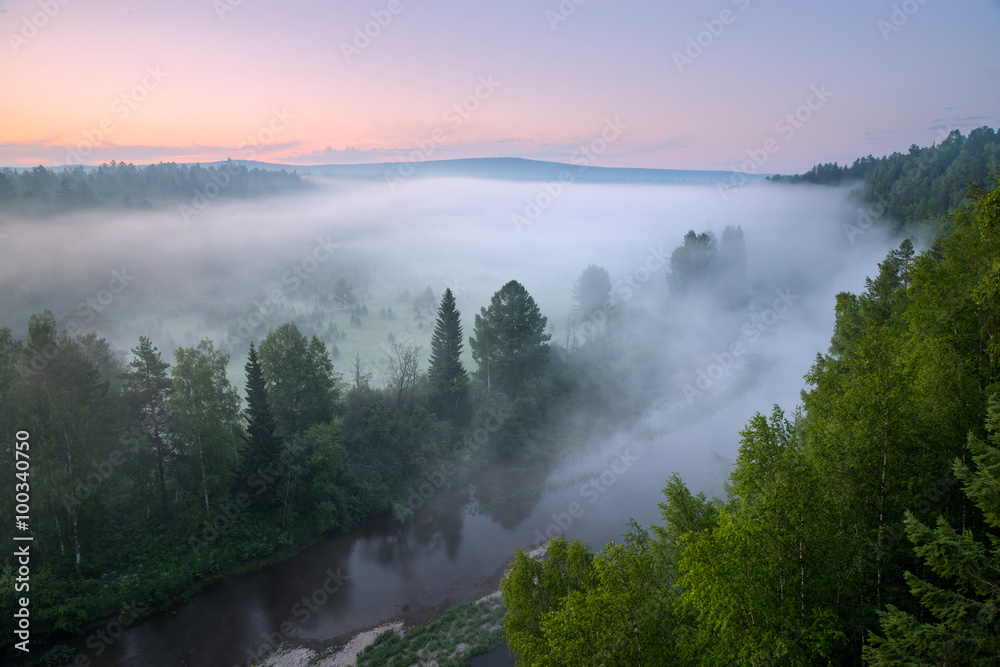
[502,164,1000,661]
[771,125,1000,230]
[0,160,309,216]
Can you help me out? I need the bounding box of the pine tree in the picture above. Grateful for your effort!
[241,341,281,509]
[121,336,173,513]
[427,288,467,418]
[469,280,551,396]
[865,398,1000,665]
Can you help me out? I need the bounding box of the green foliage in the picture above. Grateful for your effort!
[258,322,338,436]
[774,126,1000,229]
[41,644,75,666]
[864,399,1000,666]
[469,280,551,397]
[121,335,173,513]
[501,537,596,665]
[428,288,469,420]
[170,339,241,514]
[239,341,282,510]
[355,596,506,667]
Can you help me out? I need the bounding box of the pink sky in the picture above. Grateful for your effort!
[1,0,998,173]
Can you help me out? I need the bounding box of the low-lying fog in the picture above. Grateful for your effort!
[1,176,896,501]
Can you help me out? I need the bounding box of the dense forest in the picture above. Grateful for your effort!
[0,160,309,217]
[0,267,605,659]
[501,138,1000,664]
[771,126,1000,230]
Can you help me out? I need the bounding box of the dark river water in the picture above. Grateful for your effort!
[60,283,856,667]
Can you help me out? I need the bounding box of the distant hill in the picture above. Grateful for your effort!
[203,157,763,186]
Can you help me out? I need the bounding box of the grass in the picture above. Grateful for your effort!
[355,595,506,667]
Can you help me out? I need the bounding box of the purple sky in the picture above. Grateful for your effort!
[2,0,998,172]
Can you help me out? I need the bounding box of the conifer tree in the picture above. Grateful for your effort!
[865,398,1000,665]
[469,280,550,396]
[427,288,467,418]
[121,336,173,512]
[241,341,281,509]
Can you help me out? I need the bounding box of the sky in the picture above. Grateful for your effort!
[1,0,998,173]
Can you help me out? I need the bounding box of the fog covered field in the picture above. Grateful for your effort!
[0,176,893,402]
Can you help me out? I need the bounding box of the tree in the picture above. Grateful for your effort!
[677,407,845,665]
[258,322,338,436]
[718,225,748,308]
[240,341,281,509]
[469,280,551,396]
[17,313,118,572]
[384,342,421,414]
[427,288,467,418]
[668,230,717,297]
[333,277,356,308]
[170,340,241,514]
[501,537,595,665]
[572,265,612,314]
[121,336,173,512]
[865,398,1000,666]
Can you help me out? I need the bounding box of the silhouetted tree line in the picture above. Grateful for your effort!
[0,160,310,215]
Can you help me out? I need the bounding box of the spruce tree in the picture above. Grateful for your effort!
[864,398,1000,666]
[241,341,280,509]
[427,288,467,419]
[469,280,551,396]
[121,336,173,513]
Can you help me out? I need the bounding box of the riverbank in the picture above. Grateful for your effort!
[255,544,549,667]
[255,545,530,667]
